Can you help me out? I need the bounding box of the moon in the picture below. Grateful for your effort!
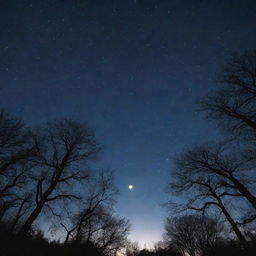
[128,185,133,190]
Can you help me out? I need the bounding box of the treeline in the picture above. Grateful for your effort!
[0,114,130,255]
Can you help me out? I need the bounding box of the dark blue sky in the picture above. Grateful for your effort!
[1,0,256,247]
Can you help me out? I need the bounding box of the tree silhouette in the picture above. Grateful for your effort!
[18,119,100,236]
[0,110,36,199]
[0,110,36,227]
[165,215,222,256]
[169,145,249,246]
[167,50,256,253]
[200,50,256,139]
[61,171,130,255]
[173,144,256,210]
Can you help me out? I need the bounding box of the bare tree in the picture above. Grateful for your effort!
[0,110,36,201]
[173,144,256,210]
[92,209,130,255]
[62,171,116,244]
[18,119,100,236]
[169,145,252,247]
[0,110,37,227]
[165,214,222,256]
[61,171,130,255]
[66,206,130,255]
[166,50,256,253]
[199,50,256,139]
[196,50,256,232]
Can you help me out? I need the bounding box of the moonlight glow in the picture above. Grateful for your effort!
[128,185,133,190]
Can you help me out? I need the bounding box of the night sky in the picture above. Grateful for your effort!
[1,0,256,247]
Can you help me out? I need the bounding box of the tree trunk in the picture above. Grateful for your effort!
[231,177,256,210]
[18,184,56,236]
[216,196,247,247]
[17,200,45,236]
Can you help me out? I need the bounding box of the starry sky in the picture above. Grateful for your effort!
[1,0,256,247]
